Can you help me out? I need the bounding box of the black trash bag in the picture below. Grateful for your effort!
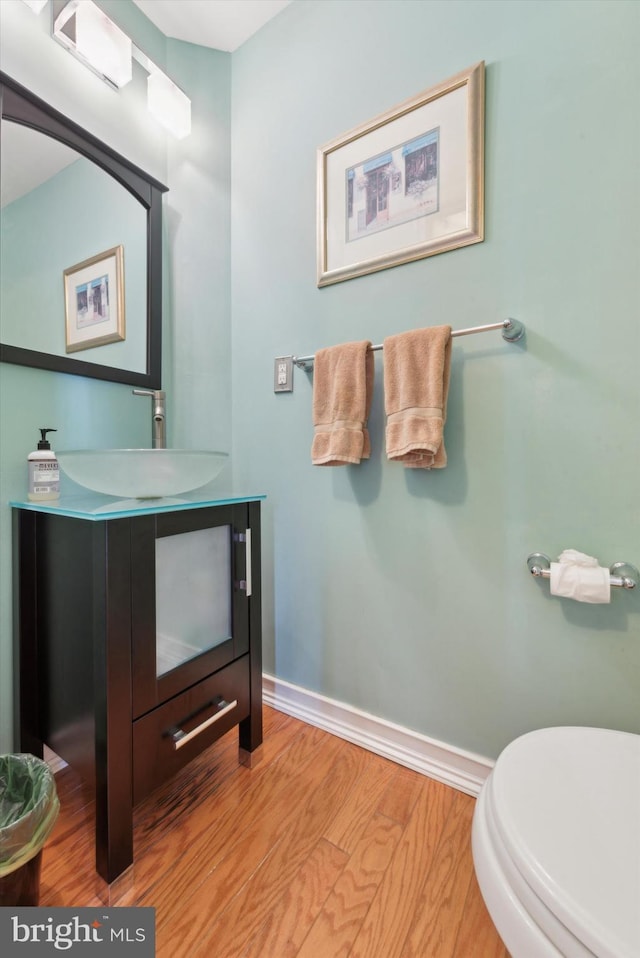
[0,753,59,878]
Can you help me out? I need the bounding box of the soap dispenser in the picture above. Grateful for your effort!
[28,428,60,501]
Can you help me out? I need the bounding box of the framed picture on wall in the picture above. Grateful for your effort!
[317,61,485,287]
[64,245,125,352]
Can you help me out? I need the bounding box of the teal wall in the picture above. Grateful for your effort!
[1,0,638,763]
[0,0,232,750]
[231,0,640,757]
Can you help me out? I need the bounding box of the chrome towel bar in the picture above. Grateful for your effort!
[527,553,638,590]
[292,318,525,369]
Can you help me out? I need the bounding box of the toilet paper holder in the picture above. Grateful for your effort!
[527,554,638,590]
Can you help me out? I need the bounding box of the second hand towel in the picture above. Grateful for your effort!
[311,340,374,466]
[384,325,452,469]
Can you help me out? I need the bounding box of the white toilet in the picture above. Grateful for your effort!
[472,726,640,958]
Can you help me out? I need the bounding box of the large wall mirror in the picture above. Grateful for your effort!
[0,72,167,388]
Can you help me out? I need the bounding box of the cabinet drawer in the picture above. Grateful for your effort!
[133,655,250,804]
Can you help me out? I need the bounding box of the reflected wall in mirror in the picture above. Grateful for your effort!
[2,125,146,370]
[0,72,167,387]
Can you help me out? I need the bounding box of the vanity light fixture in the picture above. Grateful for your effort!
[133,43,191,140]
[52,0,191,137]
[21,0,49,12]
[146,70,191,140]
[75,0,132,88]
[130,44,192,140]
[74,0,132,88]
[53,0,132,89]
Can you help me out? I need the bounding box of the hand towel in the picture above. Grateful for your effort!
[384,325,452,469]
[311,340,374,466]
[550,549,610,603]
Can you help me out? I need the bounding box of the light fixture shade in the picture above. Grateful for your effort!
[147,71,191,139]
[22,0,48,11]
[75,1,132,88]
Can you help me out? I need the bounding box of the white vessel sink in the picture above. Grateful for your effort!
[57,449,228,499]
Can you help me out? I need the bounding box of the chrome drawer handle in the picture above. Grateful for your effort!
[170,698,237,750]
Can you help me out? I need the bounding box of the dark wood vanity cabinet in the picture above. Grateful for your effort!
[12,498,263,886]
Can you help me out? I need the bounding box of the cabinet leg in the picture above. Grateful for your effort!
[238,711,262,754]
[94,865,134,905]
[239,744,263,768]
[13,509,43,759]
[94,518,134,885]
[238,706,263,767]
[95,781,134,885]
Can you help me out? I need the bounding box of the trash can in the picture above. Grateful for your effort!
[0,753,59,906]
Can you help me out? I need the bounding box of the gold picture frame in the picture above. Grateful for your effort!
[317,61,485,287]
[64,245,125,353]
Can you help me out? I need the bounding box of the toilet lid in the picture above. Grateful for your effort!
[489,726,640,958]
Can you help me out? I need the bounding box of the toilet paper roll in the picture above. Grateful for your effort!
[557,549,598,567]
[549,561,611,603]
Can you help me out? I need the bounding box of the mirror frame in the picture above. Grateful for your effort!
[0,71,167,388]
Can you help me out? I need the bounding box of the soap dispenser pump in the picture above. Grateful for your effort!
[28,428,60,501]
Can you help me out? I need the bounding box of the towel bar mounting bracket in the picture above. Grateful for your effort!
[609,563,639,588]
[527,553,551,575]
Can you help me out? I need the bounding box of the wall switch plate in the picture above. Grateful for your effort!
[274,356,294,393]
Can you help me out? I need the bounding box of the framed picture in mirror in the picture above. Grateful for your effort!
[64,245,125,353]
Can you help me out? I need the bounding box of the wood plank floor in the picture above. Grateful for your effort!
[39,706,508,958]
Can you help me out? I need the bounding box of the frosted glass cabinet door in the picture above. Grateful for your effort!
[155,526,231,676]
[130,504,250,717]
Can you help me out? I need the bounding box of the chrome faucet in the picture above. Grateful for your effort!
[132,389,166,448]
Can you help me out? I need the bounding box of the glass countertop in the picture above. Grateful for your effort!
[10,491,266,521]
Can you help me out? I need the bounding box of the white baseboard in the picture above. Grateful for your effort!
[262,674,493,797]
